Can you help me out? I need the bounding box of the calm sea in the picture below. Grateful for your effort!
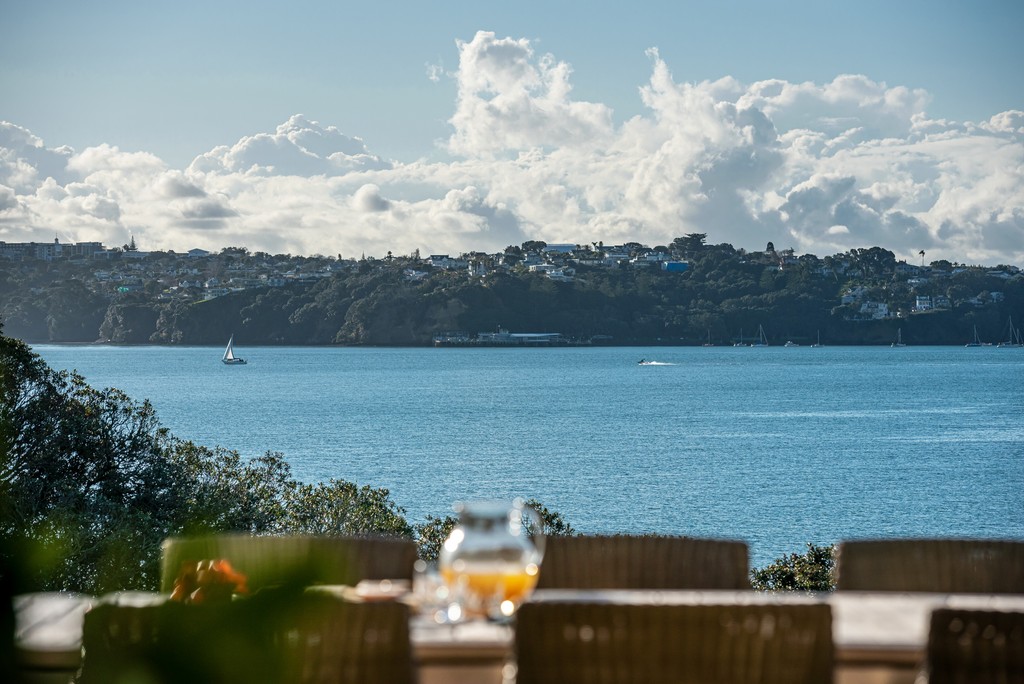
[32,343,1024,567]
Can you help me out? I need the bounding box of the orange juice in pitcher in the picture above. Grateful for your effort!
[439,499,544,619]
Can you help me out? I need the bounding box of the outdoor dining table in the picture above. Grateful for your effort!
[414,590,1024,684]
[14,589,1024,684]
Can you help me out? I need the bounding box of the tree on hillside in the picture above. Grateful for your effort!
[849,247,896,279]
[1,328,184,592]
[671,233,707,259]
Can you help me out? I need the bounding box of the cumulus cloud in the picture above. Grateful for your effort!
[352,184,391,212]
[447,31,615,156]
[0,121,76,191]
[1,33,1022,264]
[157,171,207,199]
[180,197,237,221]
[0,184,17,211]
[188,114,391,176]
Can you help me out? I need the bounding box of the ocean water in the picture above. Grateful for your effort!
[32,343,1024,567]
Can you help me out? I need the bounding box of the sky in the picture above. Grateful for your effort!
[2,0,1023,264]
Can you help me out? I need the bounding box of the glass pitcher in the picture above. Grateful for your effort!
[438,498,544,619]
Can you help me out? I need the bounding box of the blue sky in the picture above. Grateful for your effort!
[2,1,1023,263]
[4,0,1022,165]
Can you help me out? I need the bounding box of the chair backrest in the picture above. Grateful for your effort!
[79,592,413,684]
[160,534,418,593]
[515,601,833,684]
[288,597,414,684]
[535,534,750,590]
[835,539,1024,593]
[80,598,289,684]
[925,608,1024,684]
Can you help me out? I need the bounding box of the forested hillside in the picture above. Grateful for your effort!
[1,239,1021,346]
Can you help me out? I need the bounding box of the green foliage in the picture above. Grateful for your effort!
[415,514,458,562]
[671,233,707,258]
[750,543,836,592]
[3,243,1022,346]
[1,330,417,592]
[279,479,413,537]
[523,498,577,537]
[99,302,160,343]
[163,442,293,534]
[1,331,183,592]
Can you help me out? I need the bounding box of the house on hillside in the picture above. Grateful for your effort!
[542,244,576,255]
[859,301,891,319]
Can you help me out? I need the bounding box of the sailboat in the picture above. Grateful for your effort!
[965,325,983,348]
[222,335,247,365]
[750,324,768,347]
[811,330,823,348]
[997,316,1023,348]
[733,328,748,347]
[891,328,906,348]
[703,329,715,347]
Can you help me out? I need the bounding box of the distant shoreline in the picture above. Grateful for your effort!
[24,339,1019,349]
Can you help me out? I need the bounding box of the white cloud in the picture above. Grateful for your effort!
[446,31,615,156]
[1,34,1022,265]
[157,171,207,199]
[0,184,17,211]
[425,62,445,83]
[0,121,76,191]
[187,114,391,176]
[352,184,390,212]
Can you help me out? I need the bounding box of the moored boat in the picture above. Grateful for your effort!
[965,325,983,348]
[750,324,768,347]
[996,316,1023,348]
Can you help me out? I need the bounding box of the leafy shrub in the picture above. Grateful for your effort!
[750,543,836,592]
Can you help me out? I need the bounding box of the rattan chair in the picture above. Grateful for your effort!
[535,534,750,589]
[78,592,414,684]
[515,601,834,684]
[159,534,418,593]
[835,539,1024,593]
[923,608,1024,684]
[288,597,413,684]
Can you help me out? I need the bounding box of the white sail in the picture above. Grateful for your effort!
[222,335,246,364]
